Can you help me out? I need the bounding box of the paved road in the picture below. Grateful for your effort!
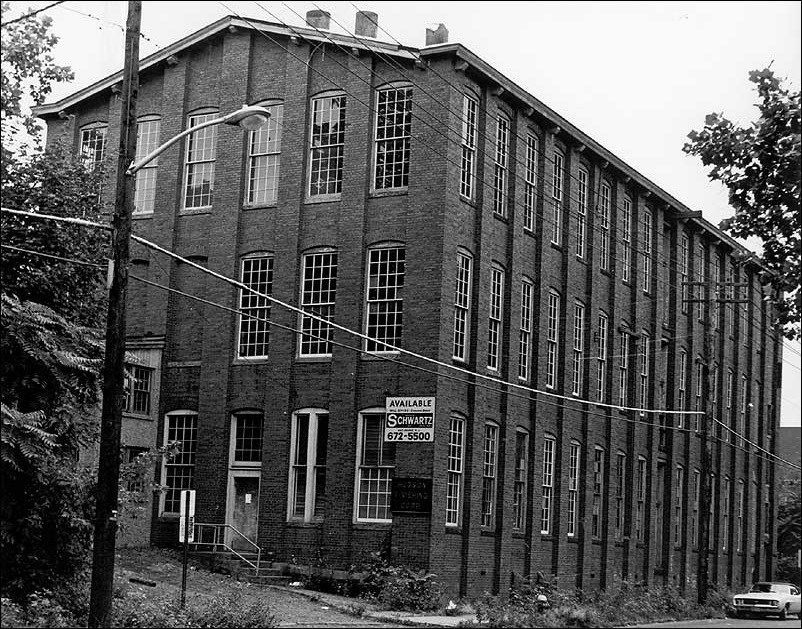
[628,614,801,628]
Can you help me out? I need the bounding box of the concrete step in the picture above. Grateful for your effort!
[239,574,293,587]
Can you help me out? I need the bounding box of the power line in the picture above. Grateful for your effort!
[0,1,65,28]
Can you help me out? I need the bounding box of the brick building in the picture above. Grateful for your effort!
[33,12,783,597]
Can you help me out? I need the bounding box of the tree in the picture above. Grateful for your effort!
[1,0,73,167]
[683,68,801,340]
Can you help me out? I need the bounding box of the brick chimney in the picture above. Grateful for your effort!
[305,9,330,30]
[425,23,448,46]
[355,11,378,38]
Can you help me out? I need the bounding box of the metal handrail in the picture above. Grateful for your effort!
[191,522,262,570]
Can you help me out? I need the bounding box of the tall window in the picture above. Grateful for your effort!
[696,243,705,321]
[712,255,721,329]
[453,251,472,361]
[622,196,632,282]
[551,151,564,245]
[726,369,734,442]
[680,234,690,313]
[639,331,650,414]
[124,364,154,415]
[541,436,555,534]
[694,359,704,430]
[736,479,745,551]
[365,246,405,352]
[571,302,585,396]
[739,375,747,445]
[518,278,533,380]
[80,123,107,170]
[524,133,538,231]
[309,94,346,197]
[133,117,160,214]
[162,411,198,514]
[712,363,719,426]
[487,265,504,370]
[356,412,395,522]
[513,430,529,530]
[677,349,688,425]
[723,476,731,551]
[674,465,684,544]
[596,311,608,402]
[300,251,338,357]
[238,255,273,358]
[619,330,630,407]
[636,456,647,541]
[576,168,588,258]
[289,410,328,521]
[546,290,560,389]
[374,85,412,190]
[493,115,509,216]
[184,112,217,208]
[460,94,478,199]
[246,103,283,205]
[567,440,580,537]
[599,182,611,270]
[641,210,652,292]
[726,262,735,337]
[615,452,626,540]
[692,469,700,547]
[592,447,604,537]
[481,423,499,527]
[232,412,263,465]
[446,416,465,526]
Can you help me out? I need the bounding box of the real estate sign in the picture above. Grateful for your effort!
[385,396,435,442]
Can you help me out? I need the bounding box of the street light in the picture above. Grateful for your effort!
[125,104,271,176]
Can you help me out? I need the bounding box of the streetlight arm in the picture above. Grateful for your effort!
[125,116,221,176]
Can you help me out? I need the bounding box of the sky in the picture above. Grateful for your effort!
[4,0,801,426]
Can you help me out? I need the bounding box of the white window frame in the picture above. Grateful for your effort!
[639,331,650,415]
[723,476,731,551]
[453,250,472,362]
[373,84,412,191]
[541,435,555,534]
[615,451,626,540]
[493,114,509,217]
[592,446,604,537]
[518,278,533,381]
[229,411,263,469]
[736,479,744,551]
[551,150,564,245]
[523,133,538,231]
[364,245,405,354]
[546,290,560,389]
[288,408,328,522]
[487,265,504,371]
[677,349,688,423]
[674,464,684,544]
[309,92,347,198]
[599,182,611,271]
[445,415,465,527]
[246,102,283,206]
[680,233,690,312]
[567,440,580,537]
[124,363,153,415]
[571,302,585,396]
[460,93,478,199]
[480,422,499,528]
[299,249,338,358]
[694,358,704,430]
[354,409,395,523]
[160,410,198,515]
[596,311,608,403]
[642,210,652,293]
[622,196,632,282]
[576,167,588,259]
[692,468,700,547]
[696,243,705,321]
[237,254,274,359]
[133,116,160,215]
[80,122,108,170]
[512,429,529,530]
[712,255,721,328]
[183,111,218,209]
[636,455,647,541]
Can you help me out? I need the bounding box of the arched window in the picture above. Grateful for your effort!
[567,439,581,537]
[133,115,160,214]
[309,91,346,198]
[245,101,283,206]
[237,252,273,359]
[183,108,219,209]
[373,83,412,190]
[299,247,337,357]
[445,414,466,527]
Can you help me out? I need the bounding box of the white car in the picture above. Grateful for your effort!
[732,582,802,620]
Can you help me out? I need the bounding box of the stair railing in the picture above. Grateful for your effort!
[191,522,262,570]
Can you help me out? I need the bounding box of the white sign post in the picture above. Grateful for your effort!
[385,397,435,443]
[178,489,196,608]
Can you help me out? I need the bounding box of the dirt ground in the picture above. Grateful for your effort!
[116,548,405,628]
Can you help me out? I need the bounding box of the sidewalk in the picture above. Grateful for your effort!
[263,583,479,628]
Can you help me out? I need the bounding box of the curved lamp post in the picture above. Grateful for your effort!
[125,104,271,176]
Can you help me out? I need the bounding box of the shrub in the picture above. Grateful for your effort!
[361,557,444,612]
[0,593,78,628]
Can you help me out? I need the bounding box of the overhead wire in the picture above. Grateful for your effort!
[4,237,799,473]
[0,1,65,28]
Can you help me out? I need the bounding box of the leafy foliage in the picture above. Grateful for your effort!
[360,553,444,612]
[0,0,73,164]
[778,492,801,558]
[684,68,801,340]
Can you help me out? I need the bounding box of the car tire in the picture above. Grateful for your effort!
[779,604,788,621]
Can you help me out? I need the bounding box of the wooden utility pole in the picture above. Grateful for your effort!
[88,2,140,626]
